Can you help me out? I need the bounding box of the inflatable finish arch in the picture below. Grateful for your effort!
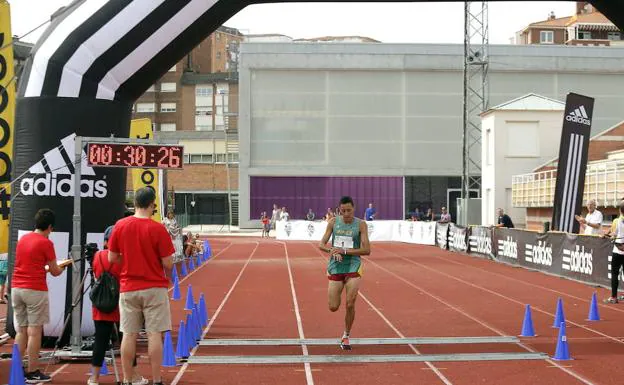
[8,0,624,339]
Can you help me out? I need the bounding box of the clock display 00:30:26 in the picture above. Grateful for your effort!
[87,144,183,168]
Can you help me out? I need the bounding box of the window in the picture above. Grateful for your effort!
[227,153,239,163]
[183,154,190,163]
[579,31,592,40]
[160,103,176,113]
[168,65,176,72]
[485,129,492,166]
[202,154,213,163]
[195,125,211,131]
[608,32,621,41]
[195,106,213,115]
[196,87,212,97]
[136,103,156,113]
[160,123,176,132]
[540,31,554,44]
[160,82,177,92]
[215,153,226,163]
[190,154,202,163]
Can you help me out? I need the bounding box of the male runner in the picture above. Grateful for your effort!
[319,196,371,350]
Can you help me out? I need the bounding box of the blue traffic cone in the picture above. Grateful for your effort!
[162,331,176,367]
[172,265,179,282]
[588,292,601,321]
[9,344,25,385]
[180,260,188,277]
[185,284,195,310]
[196,254,202,267]
[203,241,209,260]
[194,305,203,338]
[552,322,572,360]
[520,304,536,337]
[199,294,209,327]
[191,306,200,341]
[185,313,196,349]
[553,298,565,328]
[188,256,195,271]
[175,321,189,359]
[171,275,181,301]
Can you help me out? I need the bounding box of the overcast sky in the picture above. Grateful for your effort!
[11,1,579,45]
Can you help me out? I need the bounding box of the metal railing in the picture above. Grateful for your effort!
[512,159,624,208]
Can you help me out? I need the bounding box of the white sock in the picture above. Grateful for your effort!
[342,331,349,339]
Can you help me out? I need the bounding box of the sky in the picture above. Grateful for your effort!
[10,1,579,45]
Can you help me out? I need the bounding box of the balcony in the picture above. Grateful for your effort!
[511,159,624,208]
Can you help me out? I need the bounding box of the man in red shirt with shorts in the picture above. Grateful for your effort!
[108,187,175,385]
[11,208,65,383]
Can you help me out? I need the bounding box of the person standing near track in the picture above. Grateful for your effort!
[319,196,371,350]
[108,187,175,385]
[603,201,624,304]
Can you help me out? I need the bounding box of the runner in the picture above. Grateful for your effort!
[319,196,371,350]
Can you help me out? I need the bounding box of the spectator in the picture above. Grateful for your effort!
[604,200,624,304]
[423,208,433,222]
[575,199,603,235]
[162,210,183,264]
[89,225,147,385]
[439,207,451,223]
[261,212,270,238]
[365,203,377,221]
[11,208,66,383]
[496,208,515,228]
[108,187,175,385]
[325,208,335,221]
[271,204,281,231]
[306,209,315,221]
[280,207,290,222]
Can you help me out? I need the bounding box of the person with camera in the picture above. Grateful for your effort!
[11,208,66,383]
[108,187,175,385]
[89,225,147,385]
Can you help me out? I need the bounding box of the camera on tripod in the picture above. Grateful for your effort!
[84,243,99,265]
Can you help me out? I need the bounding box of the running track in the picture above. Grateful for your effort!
[2,238,624,384]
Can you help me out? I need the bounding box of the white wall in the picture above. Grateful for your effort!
[481,109,564,227]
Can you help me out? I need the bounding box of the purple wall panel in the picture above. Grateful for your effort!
[250,176,403,220]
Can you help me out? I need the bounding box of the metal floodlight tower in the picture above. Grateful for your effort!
[461,1,489,223]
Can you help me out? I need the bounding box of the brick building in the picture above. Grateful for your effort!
[515,1,623,46]
[130,26,243,226]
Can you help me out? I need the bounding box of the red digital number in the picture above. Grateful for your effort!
[123,145,135,167]
[169,147,181,168]
[101,145,113,165]
[135,146,146,167]
[157,147,169,168]
[88,145,100,165]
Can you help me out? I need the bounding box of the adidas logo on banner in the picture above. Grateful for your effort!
[525,241,553,266]
[562,245,593,276]
[565,105,591,126]
[497,236,518,260]
[469,234,491,255]
[20,133,108,198]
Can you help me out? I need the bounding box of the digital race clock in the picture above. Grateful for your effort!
[86,143,184,169]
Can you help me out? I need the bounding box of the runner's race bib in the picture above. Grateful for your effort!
[333,235,354,249]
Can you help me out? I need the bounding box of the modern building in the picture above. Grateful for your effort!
[480,94,565,228]
[237,42,624,229]
[515,1,623,46]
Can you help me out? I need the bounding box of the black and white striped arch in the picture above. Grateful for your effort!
[18,0,624,102]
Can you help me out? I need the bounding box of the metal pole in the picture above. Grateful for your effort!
[70,136,83,352]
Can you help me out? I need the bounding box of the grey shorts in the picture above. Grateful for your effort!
[12,288,49,327]
[119,287,171,334]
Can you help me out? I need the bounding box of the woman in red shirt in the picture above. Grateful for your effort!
[88,226,147,385]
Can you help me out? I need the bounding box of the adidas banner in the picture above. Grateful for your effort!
[468,226,494,259]
[8,98,132,341]
[448,224,468,253]
[436,223,449,250]
[551,93,594,234]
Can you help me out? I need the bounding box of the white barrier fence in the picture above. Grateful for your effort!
[275,220,437,246]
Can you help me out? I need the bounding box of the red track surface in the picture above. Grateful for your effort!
[3,238,624,384]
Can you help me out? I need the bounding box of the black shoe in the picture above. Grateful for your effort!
[25,369,51,383]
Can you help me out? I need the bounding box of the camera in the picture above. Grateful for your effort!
[84,243,99,264]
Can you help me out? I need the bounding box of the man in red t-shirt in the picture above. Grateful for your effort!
[11,208,65,383]
[108,187,174,385]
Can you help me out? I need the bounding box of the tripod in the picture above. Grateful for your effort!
[42,257,122,385]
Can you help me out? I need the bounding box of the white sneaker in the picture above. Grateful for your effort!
[132,377,149,385]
